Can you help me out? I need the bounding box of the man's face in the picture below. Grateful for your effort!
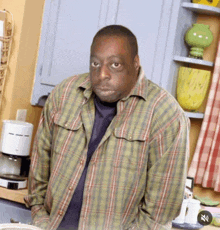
[90,35,139,103]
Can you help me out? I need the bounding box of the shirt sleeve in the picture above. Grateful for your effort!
[24,88,58,229]
[132,109,190,229]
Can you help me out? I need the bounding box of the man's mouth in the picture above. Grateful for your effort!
[95,87,115,97]
[96,85,113,91]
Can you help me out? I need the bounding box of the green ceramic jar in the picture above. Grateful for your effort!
[185,23,213,59]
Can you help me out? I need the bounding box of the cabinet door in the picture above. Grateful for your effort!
[115,0,182,94]
[0,199,31,224]
[116,0,165,84]
[31,0,103,105]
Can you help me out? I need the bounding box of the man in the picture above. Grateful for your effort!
[25,25,190,230]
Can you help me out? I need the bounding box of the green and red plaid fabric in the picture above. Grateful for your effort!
[25,69,190,230]
[188,38,220,192]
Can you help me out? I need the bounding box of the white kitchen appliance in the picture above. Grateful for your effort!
[0,120,33,189]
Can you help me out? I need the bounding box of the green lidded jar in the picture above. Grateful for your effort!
[185,23,213,59]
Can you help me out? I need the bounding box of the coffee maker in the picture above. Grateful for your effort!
[0,120,33,189]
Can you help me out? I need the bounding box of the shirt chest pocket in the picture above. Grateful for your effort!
[52,112,84,157]
[112,126,148,172]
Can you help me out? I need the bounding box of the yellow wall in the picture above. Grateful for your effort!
[0,0,44,146]
[0,0,220,202]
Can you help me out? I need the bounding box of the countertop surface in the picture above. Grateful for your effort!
[172,225,219,229]
[0,186,27,204]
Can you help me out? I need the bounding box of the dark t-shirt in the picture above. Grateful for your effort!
[58,96,117,230]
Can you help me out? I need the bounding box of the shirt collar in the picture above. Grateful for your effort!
[78,66,148,101]
[78,74,93,100]
[121,67,147,101]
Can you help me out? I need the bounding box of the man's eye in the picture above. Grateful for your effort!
[111,62,121,68]
[91,62,100,67]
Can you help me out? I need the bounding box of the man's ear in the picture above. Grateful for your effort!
[134,55,140,71]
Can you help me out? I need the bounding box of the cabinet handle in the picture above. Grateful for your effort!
[10,218,20,223]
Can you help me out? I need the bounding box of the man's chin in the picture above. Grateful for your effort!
[96,93,119,103]
[94,90,119,103]
[98,97,118,103]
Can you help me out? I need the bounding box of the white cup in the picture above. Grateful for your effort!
[185,199,201,224]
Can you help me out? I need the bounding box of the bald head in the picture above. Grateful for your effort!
[91,25,138,60]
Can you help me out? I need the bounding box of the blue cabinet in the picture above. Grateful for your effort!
[0,199,31,224]
[31,0,192,106]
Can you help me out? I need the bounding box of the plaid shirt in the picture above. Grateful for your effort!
[24,69,190,230]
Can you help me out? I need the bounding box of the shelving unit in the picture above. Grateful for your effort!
[173,1,220,119]
[173,55,214,67]
[182,2,220,15]
[185,111,204,119]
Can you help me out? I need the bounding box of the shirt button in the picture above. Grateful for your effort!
[65,123,68,127]
[59,210,63,216]
[69,186,73,190]
[80,160,83,164]
[129,136,132,140]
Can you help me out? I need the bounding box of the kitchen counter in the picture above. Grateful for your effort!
[0,187,27,204]
[173,226,219,229]
[0,187,219,229]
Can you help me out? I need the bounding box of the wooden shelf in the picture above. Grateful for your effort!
[0,187,28,204]
[185,111,204,119]
[182,2,220,16]
[173,55,214,66]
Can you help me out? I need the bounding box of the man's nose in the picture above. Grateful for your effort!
[99,65,110,80]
